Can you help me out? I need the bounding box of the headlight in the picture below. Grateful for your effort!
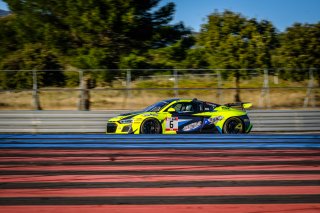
[119,119,133,124]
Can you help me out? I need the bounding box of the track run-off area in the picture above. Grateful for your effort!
[0,134,320,213]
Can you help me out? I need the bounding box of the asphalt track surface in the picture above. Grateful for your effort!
[0,134,320,213]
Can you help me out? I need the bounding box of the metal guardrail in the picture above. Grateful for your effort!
[0,110,320,133]
[248,110,320,132]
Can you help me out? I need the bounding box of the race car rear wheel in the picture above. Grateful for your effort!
[140,118,162,134]
[223,117,244,134]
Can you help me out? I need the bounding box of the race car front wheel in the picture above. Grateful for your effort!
[223,117,244,134]
[140,118,162,134]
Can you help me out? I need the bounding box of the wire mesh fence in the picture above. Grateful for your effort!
[0,69,319,110]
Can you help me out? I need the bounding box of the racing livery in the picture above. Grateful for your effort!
[106,98,252,134]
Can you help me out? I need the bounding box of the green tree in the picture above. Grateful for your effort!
[118,36,194,80]
[182,47,209,69]
[0,43,64,89]
[272,23,320,84]
[0,15,21,58]
[191,10,277,101]
[148,36,195,69]
[4,0,189,84]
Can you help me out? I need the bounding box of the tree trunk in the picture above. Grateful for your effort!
[32,89,42,110]
[32,70,42,110]
[78,77,90,111]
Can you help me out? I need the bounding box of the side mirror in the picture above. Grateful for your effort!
[243,103,253,109]
[167,108,176,113]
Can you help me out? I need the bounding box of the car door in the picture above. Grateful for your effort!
[169,101,204,133]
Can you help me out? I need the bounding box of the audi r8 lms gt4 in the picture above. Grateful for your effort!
[106,98,252,134]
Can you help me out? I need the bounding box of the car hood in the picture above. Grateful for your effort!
[108,111,141,122]
[108,111,158,122]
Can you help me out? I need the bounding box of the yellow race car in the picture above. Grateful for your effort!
[106,98,252,134]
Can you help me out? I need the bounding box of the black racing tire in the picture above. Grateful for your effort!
[222,117,244,134]
[140,118,162,134]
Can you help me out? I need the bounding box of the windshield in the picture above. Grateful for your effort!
[143,101,169,112]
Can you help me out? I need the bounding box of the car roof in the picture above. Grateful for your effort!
[162,98,218,106]
[163,98,199,102]
[162,98,180,102]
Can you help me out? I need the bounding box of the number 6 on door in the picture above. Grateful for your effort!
[165,117,178,131]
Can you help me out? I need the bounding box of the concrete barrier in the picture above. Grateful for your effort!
[0,110,320,133]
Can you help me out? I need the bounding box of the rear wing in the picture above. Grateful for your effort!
[224,102,252,111]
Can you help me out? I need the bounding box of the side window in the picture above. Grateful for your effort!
[204,103,214,112]
[184,103,194,112]
[168,102,194,113]
[173,103,183,111]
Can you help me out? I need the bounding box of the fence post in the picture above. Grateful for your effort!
[174,70,178,97]
[126,69,131,98]
[303,68,315,108]
[32,70,41,110]
[259,69,271,109]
